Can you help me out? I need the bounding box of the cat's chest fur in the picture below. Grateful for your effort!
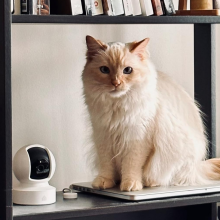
[88,89,157,144]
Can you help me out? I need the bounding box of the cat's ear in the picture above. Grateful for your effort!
[129,38,150,60]
[86,35,107,59]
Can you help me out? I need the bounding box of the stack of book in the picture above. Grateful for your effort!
[20,0,176,16]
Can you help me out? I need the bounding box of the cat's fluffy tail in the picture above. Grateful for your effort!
[202,158,220,180]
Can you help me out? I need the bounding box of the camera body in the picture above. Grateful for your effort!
[13,144,56,205]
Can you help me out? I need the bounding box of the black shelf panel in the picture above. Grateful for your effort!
[12,15,220,24]
[13,192,220,220]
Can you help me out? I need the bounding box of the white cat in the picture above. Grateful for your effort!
[82,35,220,191]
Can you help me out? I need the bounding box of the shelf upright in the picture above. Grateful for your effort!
[194,24,216,158]
[0,0,12,220]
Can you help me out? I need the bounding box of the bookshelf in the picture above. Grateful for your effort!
[12,14,220,23]
[1,0,220,219]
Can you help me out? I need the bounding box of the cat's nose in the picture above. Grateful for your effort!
[111,80,121,87]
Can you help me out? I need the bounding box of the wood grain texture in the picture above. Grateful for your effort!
[178,0,187,10]
[176,9,220,15]
[190,0,213,10]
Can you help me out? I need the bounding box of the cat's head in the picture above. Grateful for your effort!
[82,35,152,99]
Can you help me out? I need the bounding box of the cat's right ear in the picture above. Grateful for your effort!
[86,35,107,59]
[129,38,150,60]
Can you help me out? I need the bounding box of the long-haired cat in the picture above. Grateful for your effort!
[82,35,220,191]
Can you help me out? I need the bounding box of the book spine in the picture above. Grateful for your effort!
[111,0,124,16]
[178,0,187,10]
[92,0,104,15]
[21,0,29,14]
[160,0,166,14]
[14,0,21,14]
[151,0,163,16]
[213,0,220,9]
[84,0,93,15]
[29,0,33,14]
[122,0,133,16]
[11,0,14,13]
[102,0,113,15]
[161,0,175,15]
[144,0,154,16]
[71,0,83,15]
[131,0,142,16]
[81,0,87,15]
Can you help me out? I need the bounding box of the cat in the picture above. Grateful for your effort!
[82,35,220,191]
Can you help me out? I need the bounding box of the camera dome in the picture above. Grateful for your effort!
[13,144,56,205]
[13,144,56,184]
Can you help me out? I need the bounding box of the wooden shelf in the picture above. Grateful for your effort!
[12,14,220,24]
[13,191,220,220]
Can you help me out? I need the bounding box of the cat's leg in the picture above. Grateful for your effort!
[120,141,148,191]
[92,144,118,190]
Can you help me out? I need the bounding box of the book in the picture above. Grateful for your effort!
[160,0,165,14]
[139,0,154,16]
[14,0,21,14]
[50,0,82,15]
[122,0,133,16]
[213,0,220,9]
[178,0,187,10]
[21,0,31,14]
[71,0,83,15]
[151,0,163,16]
[102,0,113,15]
[160,0,175,15]
[84,0,104,16]
[11,0,14,13]
[131,0,142,16]
[111,0,124,16]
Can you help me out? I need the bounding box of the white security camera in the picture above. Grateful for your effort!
[13,144,56,205]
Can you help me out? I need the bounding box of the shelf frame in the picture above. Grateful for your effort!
[13,192,220,220]
[194,24,216,158]
[0,0,12,220]
[12,14,220,24]
[1,9,219,220]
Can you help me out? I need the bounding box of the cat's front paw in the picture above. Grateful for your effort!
[120,179,143,191]
[92,176,115,190]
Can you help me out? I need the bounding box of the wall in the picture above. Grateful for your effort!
[12,0,220,191]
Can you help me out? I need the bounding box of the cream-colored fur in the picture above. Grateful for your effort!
[82,35,220,191]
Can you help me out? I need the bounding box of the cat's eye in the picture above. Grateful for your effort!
[123,67,133,74]
[100,66,110,74]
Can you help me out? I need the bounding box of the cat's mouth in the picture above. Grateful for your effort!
[109,87,127,97]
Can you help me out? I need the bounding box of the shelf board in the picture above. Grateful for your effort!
[13,191,220,220]
[12,15,220,24]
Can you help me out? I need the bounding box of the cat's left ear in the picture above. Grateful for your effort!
[129,38,150,60]
[86,35,107,59]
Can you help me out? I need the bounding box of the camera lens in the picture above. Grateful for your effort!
[36,164,44,172]
[36,159,50,174]
[28,147,50,180]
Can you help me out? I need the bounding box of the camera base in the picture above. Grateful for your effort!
[13,183,56,205]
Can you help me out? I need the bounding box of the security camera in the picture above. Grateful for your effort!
[13,144,56,205]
